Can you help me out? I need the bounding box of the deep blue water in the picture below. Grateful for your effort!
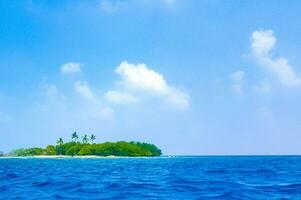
[1,156,301,199]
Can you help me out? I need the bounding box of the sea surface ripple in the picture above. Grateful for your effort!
[1,156,301,199]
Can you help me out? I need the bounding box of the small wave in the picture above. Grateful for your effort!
[260,182,301,191]
[5,173,19,179]
[205,192,243,200]
[105,182,123,189]
[0,185,9,192]
[205,169,227,174]
[1,156,301,199]
[32,181,52,187]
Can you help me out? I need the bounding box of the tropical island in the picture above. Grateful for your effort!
[9,132,162,157]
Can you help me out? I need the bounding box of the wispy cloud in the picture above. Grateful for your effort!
[74,81,94,100]
[45,84,58,96]
[61,62,81,73]
[40,77,59,98]
[251,30,301,87]
[105,90,138,104]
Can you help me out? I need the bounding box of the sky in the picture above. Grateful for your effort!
[1,0,301,155]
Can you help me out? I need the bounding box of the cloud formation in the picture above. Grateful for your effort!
[61,62,81,73]
[41,80,58,97]
[106,61,190,110]
[251,30,301,87]
[74,81,94,99]
[105,90,138,104]
[116,61,169,94]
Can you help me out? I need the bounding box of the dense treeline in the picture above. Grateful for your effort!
[10,132,162,157]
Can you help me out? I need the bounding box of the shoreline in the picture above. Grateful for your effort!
[0,155,162,159]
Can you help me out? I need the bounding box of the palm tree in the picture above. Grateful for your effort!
[90,134,96,144]
[56,138,64,146]
[71,132,79,142]
[82,134,89,144]
[56,138,64,155]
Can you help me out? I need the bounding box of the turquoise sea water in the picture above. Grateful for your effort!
[1,156,301,199]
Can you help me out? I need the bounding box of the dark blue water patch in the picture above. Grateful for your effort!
[1,156,301,199]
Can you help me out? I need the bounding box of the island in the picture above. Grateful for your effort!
[9,132,162,157]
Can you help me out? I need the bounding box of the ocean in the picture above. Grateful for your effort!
[1,156,301,199]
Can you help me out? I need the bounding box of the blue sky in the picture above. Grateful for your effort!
[1,0,301,154]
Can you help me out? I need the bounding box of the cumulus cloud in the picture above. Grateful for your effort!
[251,30,301,87]
[61,62,81,73]
[105,61,190,110]
[74,81,94,99]
[251,30,276,56]
[230,70,245,94]
[115,61,169,94]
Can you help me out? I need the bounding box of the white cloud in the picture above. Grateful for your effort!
[230,70,245,94]
[116,61,168,95]
[74,81,94,99]
[251,30,276,56]
[40,78,58,97]
[105,90,138,104]
[106,61,190,110]
[61,62,81,73]
[164,88,190,109]
[251,30,301,87]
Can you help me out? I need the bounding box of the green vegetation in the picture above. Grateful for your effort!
[9,133,162,157]
[10,147,44,156]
